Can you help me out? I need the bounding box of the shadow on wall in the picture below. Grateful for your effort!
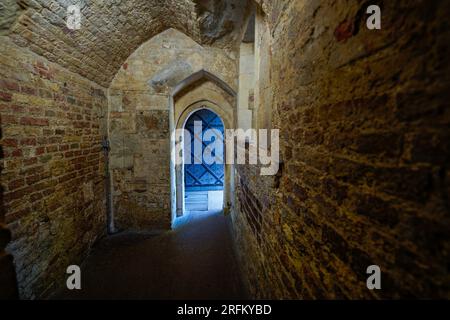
[0,119,19,299]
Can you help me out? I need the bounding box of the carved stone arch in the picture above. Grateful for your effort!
[172,69,237,98]
[169,71,236,224]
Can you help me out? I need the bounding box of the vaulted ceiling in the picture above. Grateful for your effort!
[2,0,252,87]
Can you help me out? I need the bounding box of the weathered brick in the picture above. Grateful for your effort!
[0,80,20,92]
[20,86,37,95]
[35,147,45,155]
[46,145,58,153]
[396,90,448,121]
[10,149,23,158]
[20,138,37,146]
[2,138,18,148]
[20,117,49,127]
[5,207,31,224]
[26,175,44,185]
[352,132,403,158]
[8,178,25,191]
[231,0,449,301]
[0,92,12,102]
[1,115,18,124]
[334,20,354,42]
[1,38,107,301]
[23,157,38,166]
[409,132,449,165]
[356,194,400,228]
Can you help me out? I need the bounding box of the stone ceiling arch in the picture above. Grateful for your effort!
[5,0,251,87]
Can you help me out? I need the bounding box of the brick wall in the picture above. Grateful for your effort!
[232,0,450,299]
[0,37,108,299]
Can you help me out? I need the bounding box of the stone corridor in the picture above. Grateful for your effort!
[1,0,449,300]
[53,210,246,300]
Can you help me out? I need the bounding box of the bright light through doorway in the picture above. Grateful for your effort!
[185,191,224,212]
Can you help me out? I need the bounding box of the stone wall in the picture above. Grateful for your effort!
[108,28,237,231]
[0,37,108,299]
[253,8,272,130]
[232,0,450,299]
[237,42,255,131]
[175,81,235,127]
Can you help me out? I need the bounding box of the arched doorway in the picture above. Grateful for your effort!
[169,70,237,224]
[183,108,225,212]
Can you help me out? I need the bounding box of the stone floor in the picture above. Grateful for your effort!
[54,209,247,300]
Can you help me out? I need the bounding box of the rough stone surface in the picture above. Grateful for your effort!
[231,0,450,299]
[0,0,20,35]
[174,80,235,128]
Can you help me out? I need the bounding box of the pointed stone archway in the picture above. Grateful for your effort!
[169,71,236,224]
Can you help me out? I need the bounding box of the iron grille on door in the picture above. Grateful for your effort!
[184,109,224,191]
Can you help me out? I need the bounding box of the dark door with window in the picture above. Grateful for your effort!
[184,109,224,191]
